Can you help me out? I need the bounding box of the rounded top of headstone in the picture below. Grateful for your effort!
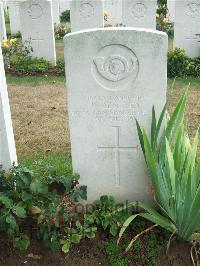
[64,27,168,41]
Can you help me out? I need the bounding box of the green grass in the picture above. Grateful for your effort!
[6,75,200,88]
[168,77,200,90]
[19,152,72,177]
[101,219,170,266]
[56,40,64,61]
[6,75,65,85]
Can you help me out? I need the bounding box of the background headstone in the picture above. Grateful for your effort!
[174,0,200,58]
[122,0,157,29]
[59,0,70,14]
[70,0,104,32]
[167,0,175,21]
[7,0,21,34]
[20,0,56,65]
[52,0,60,25]
[0,1,6,41]
[0,46,17,169]
[104,0,122,26]
[64,28,167,202]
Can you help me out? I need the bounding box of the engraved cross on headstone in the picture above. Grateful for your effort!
[32,32,44,57]
[98,126,138,187]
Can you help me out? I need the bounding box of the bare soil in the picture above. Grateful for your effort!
[0,231,193,266]
[8,82,70,157]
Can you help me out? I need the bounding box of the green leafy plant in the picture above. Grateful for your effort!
[2,38,32,69]
[14,57,50,75]
[60,10,70,23]
[0,164,87,251]
[118,90,200,250]
[61,216,97,253]
[168,48,200,78]
[86,196,131,237]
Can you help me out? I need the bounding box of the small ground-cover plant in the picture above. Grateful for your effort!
[86,195,131,237]
[118,90,200,261]
[0,162,131,253]
[0,164,87,250]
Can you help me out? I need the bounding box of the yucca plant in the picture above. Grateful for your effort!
[118,90,200,253]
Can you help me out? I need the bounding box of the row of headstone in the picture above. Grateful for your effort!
[0,45,17,170]
[174,0,200,58]
[0,1,6,41]
[64,27,168,202]
[20,0,56,65]
[0,26,168,203]
[7,0,60,35]
[70,0,157,32]
[1,2,169,203]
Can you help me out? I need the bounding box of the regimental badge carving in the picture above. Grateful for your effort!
[94,55,137,82]
[79,2,94,18]
[132,3,147,19]
[92,44,139,91]
[28,3,43,19]
[186,2,200,18]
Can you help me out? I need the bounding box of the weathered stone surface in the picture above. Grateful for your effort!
[104,0,122,25]
[20,0,56,65]
[0,2,6,41]
[167,0,175,21]
[70,0,104,32]
[0,46,17,169]
[59,0,70,14]
[122,0,157,29]
[64,28,167,202]
[174,0,200,58]
[52,0,60,25]
[7,0,21,34]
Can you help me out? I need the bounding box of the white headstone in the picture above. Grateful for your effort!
[0,2,6,41]
[122,0,157,29]
[64,28,167,202]
[104,0,122,26]
[70,0,104,32]
[59,0,70,14]
[174,0,200,58]
[0,46,17,169]
[19,0,56,65]
[7,0,21,35]
[52,0,60,25]
[167,0,175,21]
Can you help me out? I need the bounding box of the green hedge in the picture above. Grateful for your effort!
[168,48,200,78]
[5,48,200,78]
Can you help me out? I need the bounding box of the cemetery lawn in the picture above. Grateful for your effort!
[7,76,200,160]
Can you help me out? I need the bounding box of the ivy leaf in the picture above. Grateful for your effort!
[21,191,32,202]
[13,235,30,250]
[6,214,19,232]
[71,234,82,244]
[30,178,48,194]
[0,194,13,208]
[12,204,26,218]
[110,223,118,236]
[62,241,70,253]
